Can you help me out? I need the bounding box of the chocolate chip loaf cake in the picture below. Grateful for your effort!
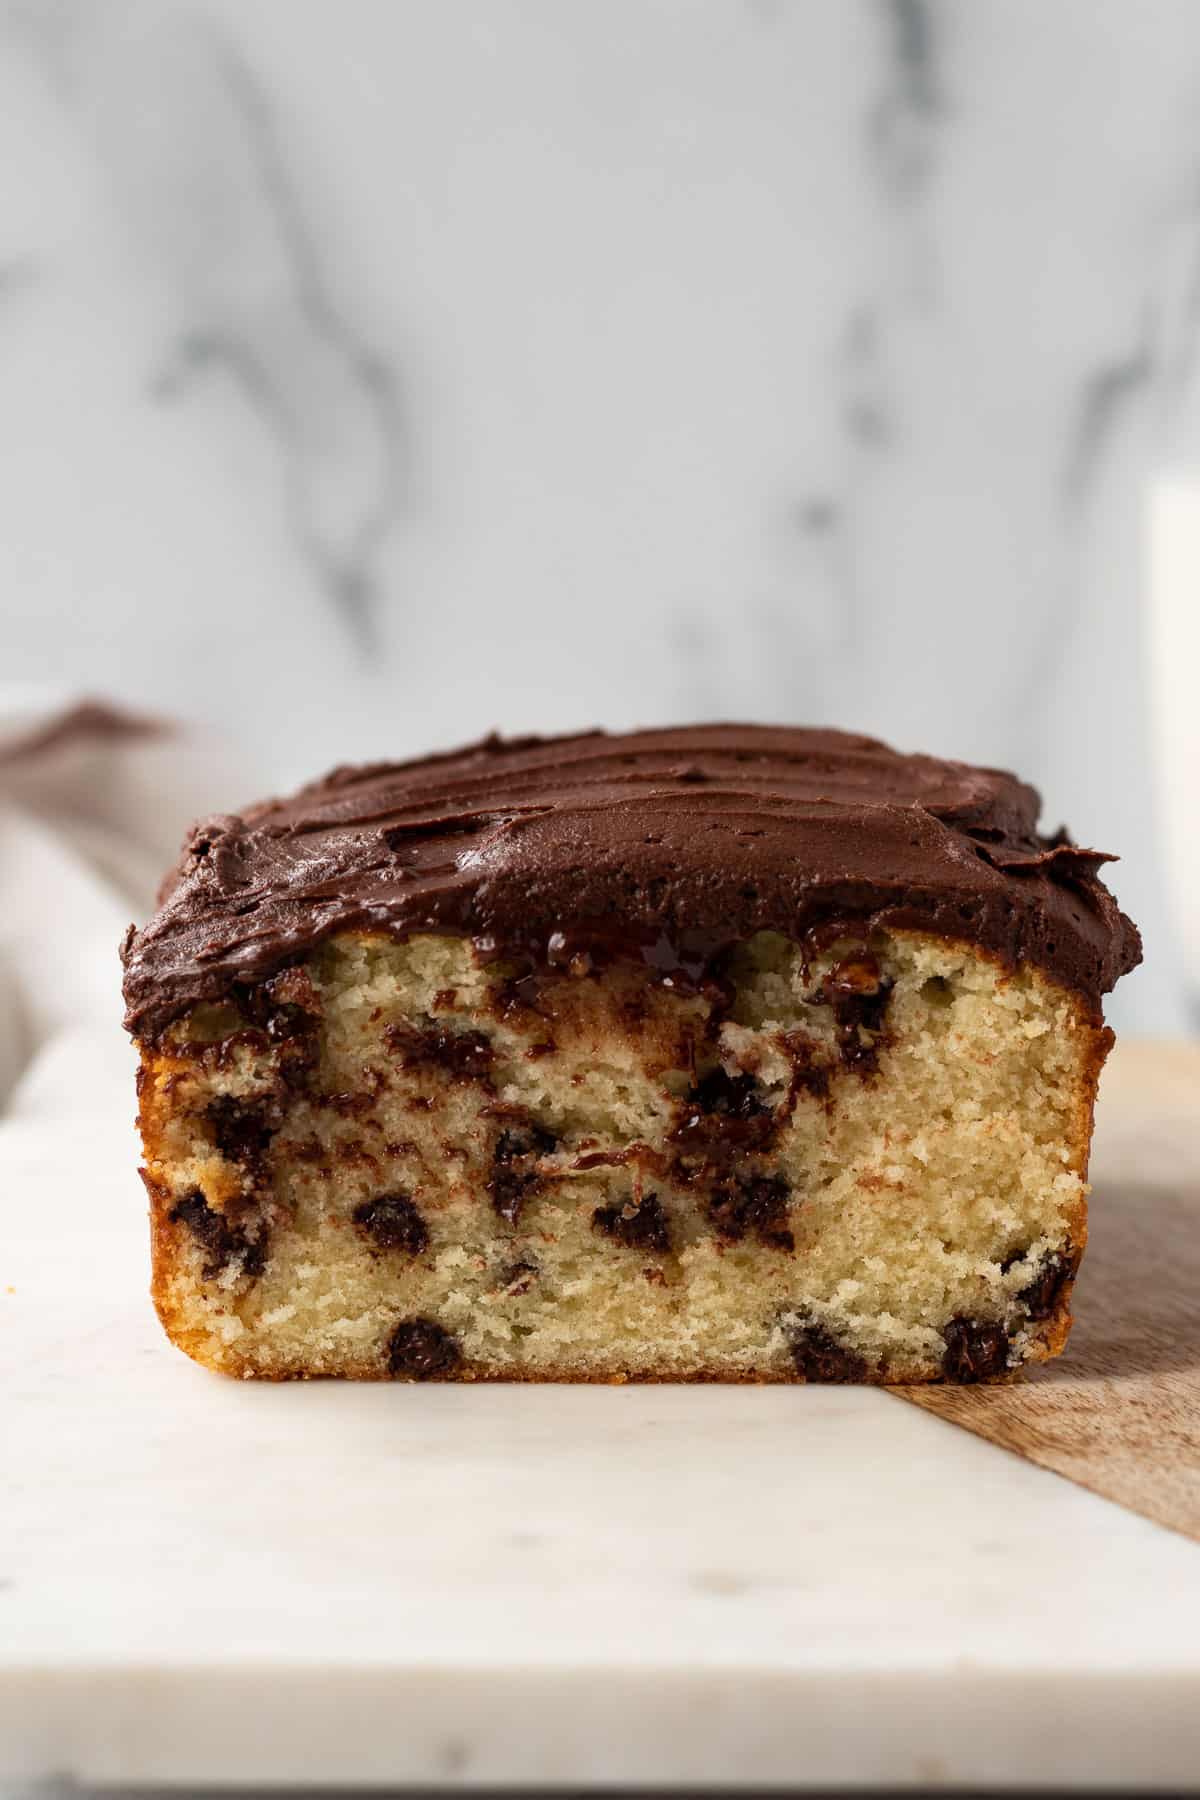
[121,726,1140,1384]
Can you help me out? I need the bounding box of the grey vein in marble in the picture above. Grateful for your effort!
[869,0,942,209]
[841,304,891,449]
[12,2,404,647]
[868,0,942,312]
[0,259,38,299]
[153,41,404,647]
[1062,313,1154,506]
[785,2,946,674]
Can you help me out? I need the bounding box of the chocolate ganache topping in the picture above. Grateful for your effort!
[121,725,1141,1038]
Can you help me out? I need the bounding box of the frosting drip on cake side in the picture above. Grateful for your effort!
[121,724,1142,1038]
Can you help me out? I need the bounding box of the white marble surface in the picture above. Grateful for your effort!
[3,1033,1200,1789]
[0,0,1198,1034]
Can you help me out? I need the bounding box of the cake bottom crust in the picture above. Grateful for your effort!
[136,927,1107,1384]
[192,1356,1049,1386]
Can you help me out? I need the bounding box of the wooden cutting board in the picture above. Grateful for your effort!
[905,1040,1200,1540]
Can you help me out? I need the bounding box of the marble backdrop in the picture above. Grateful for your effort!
[0,0,1195,1033]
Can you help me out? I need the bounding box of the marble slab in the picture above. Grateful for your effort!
[3,1032,1199,1789]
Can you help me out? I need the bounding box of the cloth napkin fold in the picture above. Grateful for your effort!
[0,690,244,1112]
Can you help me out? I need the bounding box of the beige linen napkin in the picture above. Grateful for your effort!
[0,691,239,1110]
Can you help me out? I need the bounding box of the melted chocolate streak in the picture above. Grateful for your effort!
[122,725,1140,1039]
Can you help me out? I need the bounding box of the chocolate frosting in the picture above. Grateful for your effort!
[121,724,1141,1038]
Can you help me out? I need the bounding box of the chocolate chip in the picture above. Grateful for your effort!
[263,966,320,1010]
[1018,1249,1077,1321]
[266,1006,316,1046]
[819,954,893,1073]
[430,1027,494,1081]
[239,966,322,1044]
[496,965,544,1018]
[672,1067,775,1151]
[319,1077,386,1119]
[592,1192,672,1253]
[693,1067,769,1120]
[789,1324,867,1383]
[170,1188,265,1281]
[488,1123,557,1226]
[385,1020,495,1082]
[497,1123,558,1160]
[170,1190,230,1265]
[942,1317,1010,1383]
[207,1095,278,1173]
[240,1238,267,1279]
[780,1032,831,1103]
[499,1258,538,1296]
[387,1317,462,1380]
[488,1167,528,1226]
[707,1172,794,1251]
[353,1192,429,1256]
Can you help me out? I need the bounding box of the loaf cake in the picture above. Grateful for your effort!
[121,726,1140,1383]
